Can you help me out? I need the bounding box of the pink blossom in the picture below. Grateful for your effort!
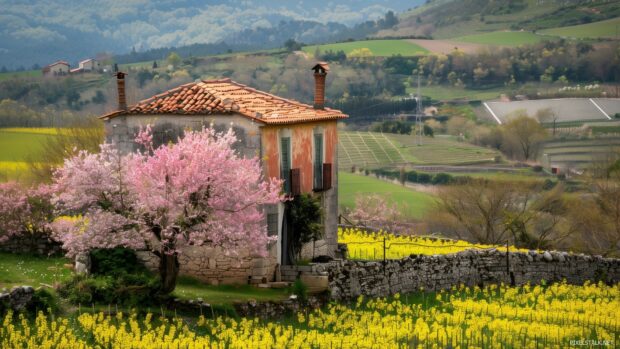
[51,126,284,259]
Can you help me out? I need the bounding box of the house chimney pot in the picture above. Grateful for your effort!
[312,62,329,110]
[116,71,127,111]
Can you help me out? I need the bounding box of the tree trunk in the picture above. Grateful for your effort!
[158,252,179,294]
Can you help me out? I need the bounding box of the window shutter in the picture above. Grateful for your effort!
[280,137,291,193]
[323,163,332,190]
[314,133,323,190]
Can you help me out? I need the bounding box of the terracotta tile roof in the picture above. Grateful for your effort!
[100,78,347,125]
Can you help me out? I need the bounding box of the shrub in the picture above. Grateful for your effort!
[59,273,162,306]
[406,170,418,182]
[291,279,308,303]
[432,173,453,185]
[26,288,59,314]
[417,173,432,184]
[90,248,148,276]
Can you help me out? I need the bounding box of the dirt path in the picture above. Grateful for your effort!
[409,39,492,54]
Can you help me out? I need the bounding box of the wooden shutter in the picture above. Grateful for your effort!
[314,133,323,190]
[280,137,291,194]
[290,168,301,196]
[323,163,332,190]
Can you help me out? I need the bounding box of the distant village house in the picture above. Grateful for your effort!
[44,58,100,76]
[42,61,70,76]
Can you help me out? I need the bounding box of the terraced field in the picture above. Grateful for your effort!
[541,138,620,169]
[338,131,499,169]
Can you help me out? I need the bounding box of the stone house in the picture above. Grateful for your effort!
[78,58,100,72]
[99,63,347,284]
[42,61,70,76]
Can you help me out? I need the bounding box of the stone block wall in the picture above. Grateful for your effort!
[136,245,277,285]
[0,233,62,256]
[326,249,620,300]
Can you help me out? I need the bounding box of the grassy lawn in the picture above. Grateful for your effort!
[174,277,289,305]
[0,252,288,305]
[303,39,428,57]
[453,31,548,46]
[539,16,620,39]
[339,171,436,219]
[0,253,72,289]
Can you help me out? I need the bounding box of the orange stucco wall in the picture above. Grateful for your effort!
[261,121,338,193]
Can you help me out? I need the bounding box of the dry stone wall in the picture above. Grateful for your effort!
[136,245,277,285]
[326,249,620,300]
[0,233,62,256]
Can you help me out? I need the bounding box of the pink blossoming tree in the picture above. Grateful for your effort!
[0,182,54,244]
[52,126,284,293]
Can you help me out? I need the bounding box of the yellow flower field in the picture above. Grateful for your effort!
[338,227,529,260]
[1,282,618,349]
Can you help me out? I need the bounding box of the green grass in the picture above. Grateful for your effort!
[0,252,288,305]
[539,16,620,39]
[448,171,550,183]
[0,70,41,81]
[173,277,289,305]
[339,171,436,219]
[0,252,72,289]
[302,40,428,57]
[453,31,548,46]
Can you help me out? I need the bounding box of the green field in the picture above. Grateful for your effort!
[338,131,499,170]
[0,128,59,180]
[303,39,428,57]
[0,69,41,81]
[339,171,436,219]
[539,16,620,39]
[453,31,548,46]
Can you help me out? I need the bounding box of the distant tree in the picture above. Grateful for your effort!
[284,39,303,52]
[152,61,158,69]
[0,182,54,244]
[432,180,571,249]
[0,66,7,73]
[113,63,119,73]
[349,194,409,233]
[91,90,106,104]
[381,11,399,29]
[535,108,558,136]
[501,112,548,161]
[166,52,181,68]
[349,48,374,59]
[423,124,434,137]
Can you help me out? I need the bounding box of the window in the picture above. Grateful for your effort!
[313,133,323,190]
[267,213,279,236]
[280,137,291,193]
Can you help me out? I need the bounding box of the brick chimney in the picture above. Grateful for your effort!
[312,62,329,110]
[116,71,127,110]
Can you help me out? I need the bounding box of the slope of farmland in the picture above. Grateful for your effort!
[452,31,548,46]
[338,131,499,170]
[539,16,620,39]
[302,40,428,56]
